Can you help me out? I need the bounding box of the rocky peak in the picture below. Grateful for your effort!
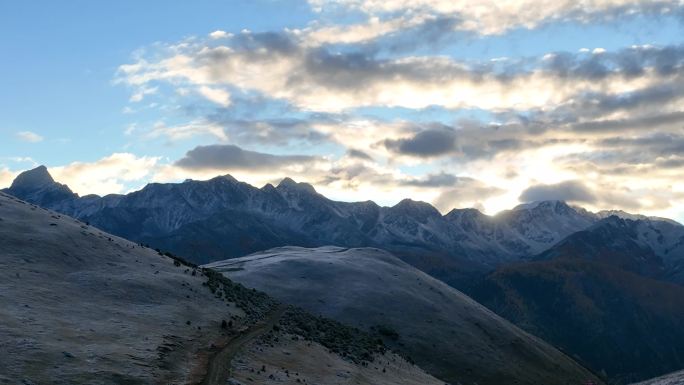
[444,208,487,222]
[591,215,639,237]
[510,201,586,222]
[276,177,317,194]
[389,199,441,221]
[5,165,76,206]
[9,165,55,191]
[514,200,572,213]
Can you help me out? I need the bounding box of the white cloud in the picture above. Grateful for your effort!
[0,167,18,189]
[118,39,666,113]
[295,14,429,45]
[307,0,682,36]
[129,86,158,102]
[209,30,231,39]
[15,131,44,143]
[124,123,137,136]
[49,153,160,196]
[197,86,231,107]
[146,119,229,142]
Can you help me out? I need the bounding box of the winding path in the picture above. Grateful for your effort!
[200,306,287,385]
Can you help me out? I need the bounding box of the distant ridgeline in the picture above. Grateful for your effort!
[5,166,684,284]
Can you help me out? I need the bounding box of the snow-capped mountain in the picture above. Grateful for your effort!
[3,166,608,267]
[468,215,684,381]
[536,215,684,284]
[7,166,684,384]
[445,200,597,262]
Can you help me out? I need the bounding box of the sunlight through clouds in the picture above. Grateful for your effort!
[7,0,684,218]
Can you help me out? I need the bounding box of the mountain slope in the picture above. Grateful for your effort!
[0,192,441,385]
[536,216,684,284]
[206,246,602,385]
[464,214,684,383]
[471,257,684,383]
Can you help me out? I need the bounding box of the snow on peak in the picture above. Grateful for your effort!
[277,177,316,194]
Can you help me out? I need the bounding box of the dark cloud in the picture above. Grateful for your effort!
[543,44,684,81]
[199,95,341,147]
[216,117,328,146]
[402,172,459,187]
[298,42,684,93]
[297,46,478,94]
[231,31,299,54]
[346,149,374,161]
[563,133,684,168]
[519,180,596,203]
[657,157,684,169]
[384,16,463,53]
[384,126,457,157]
[175,144,318,171]
[599,133,684,151]
[572,110,684,133]
[315,162,395,187]
[558,84,682,121]
[555,133,684,173]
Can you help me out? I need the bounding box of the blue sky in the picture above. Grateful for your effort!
[2,0,684,219]
[0,1,313,164]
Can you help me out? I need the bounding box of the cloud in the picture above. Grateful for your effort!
[0,167,18,189]
[16,131,44,143]
[402,172,458,187]
[204,113,331,146]
[519,180,596,203]
[197,86,231,107]
[129,86,158,102]
[209,30,231,39]
[572,111,684,133]
[432,177,505,212]
[308,0,682,36]
[110,7,684,220]
[146,119,229,142]
[297,13,434,45]
[118,33,684,113]
[346,149,374,161]
[599,133,684,160]
[174,144,320,171]
[384,126,457,157]
[553,133,684,177]
[49,153,160,196]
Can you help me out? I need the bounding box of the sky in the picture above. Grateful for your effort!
[2,1,684,219]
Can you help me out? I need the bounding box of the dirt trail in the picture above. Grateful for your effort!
[200,306,287,385]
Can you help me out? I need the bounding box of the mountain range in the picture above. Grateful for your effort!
[7,166,684,282]
[0,186,598,385]
[6,165,684,383]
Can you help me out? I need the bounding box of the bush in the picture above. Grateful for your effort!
[374,324,400,340]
